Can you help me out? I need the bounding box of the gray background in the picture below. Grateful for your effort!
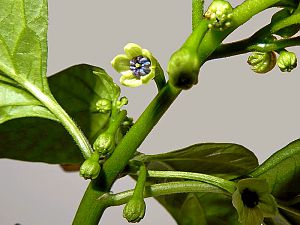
[1,0,300,224]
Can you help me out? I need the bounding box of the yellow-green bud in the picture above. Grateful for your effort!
[277,51,297,72]
[204,0,233,31]
[93,132,115,155]
[123,198,146,223]
[96,98,112,113]
[79,152,101,180]
[117,96,129,108]
[167,48,200,90]
[247,51,277,74]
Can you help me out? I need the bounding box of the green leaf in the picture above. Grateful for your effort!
[0,0,49,92]
[0,73,57,123]
[156,191,240,225]
[0,64,120,163]
[135,143,258,179]
[178,193,207,225]
[251,139,300,200]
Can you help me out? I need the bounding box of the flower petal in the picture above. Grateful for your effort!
[142,49,156,67]
[111,54,130,73]
[140,70,155,84]
[124,43,143,58]
[241,208,264,225]
[120,71,142,87]
[258,195,278,217]
[237,178,269,196]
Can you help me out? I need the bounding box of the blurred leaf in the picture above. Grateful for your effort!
[135,143,258,179]
[0,64,120,164]
[251,139,300,200]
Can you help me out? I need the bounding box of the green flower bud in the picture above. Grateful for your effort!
[247,51,277,74]
[204,0,233,31]
[277,51,297,72]
[123,198,146,223]
[167,48,200,90]
[271,9,300,38]
[93,132,115,155]
[96,98,112,113]
[117,96,128,108]
[79,152,101,180]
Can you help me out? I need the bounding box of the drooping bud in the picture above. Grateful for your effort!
[79,152,101,180]
[247,51,277,74]
[277,51,297,72]
[123,198,146,223]
[96,98,112,113]
[167,48,200,90]
[204,0,233,31]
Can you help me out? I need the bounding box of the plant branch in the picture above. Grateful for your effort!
[73,83,181,225]
[208,36,300,60]
[15,77,93,159]
[146,170,236,194]
[108,181,228,206]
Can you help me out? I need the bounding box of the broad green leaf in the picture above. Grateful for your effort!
[135,143,258,179]
[0,0,49,92]
[251,139,300,200]
[0,0,55,123]
[0,64,120,163]
[0,73,57,123]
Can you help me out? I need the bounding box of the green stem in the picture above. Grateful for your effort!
[131,164,147,200]
[271,3,300,33]
[209,36,300,59]
[198,0,282,65]
[192,0,204,31]
[109,181,227,206]
[154,62,166,91]
[146,170,236,194]
[73,83,181,225]
[16,77,93,159]
[106,110,127,134]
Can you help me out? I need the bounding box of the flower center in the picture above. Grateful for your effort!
[130,56,151,78]
[241,188,259,208]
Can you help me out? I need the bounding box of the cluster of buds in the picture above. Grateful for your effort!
[204,0,233,31]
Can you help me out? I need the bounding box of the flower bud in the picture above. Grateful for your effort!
[80,152,100,180]
[204,0,233,31]
[271,9,300,38]
[247,51,277,74]
[117,96,129,108]
[123,198,146,223]
[277,51,297,72]
[167,48,200,90]
[93,132,115,155]
[95,98,112,113]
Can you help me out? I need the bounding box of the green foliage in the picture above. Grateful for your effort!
[0,0,49,92]
[132,143,258,225]
[0,64,120,163]
[251,139,300,200]
[135,143,258,179]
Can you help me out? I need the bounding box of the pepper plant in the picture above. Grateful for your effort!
[1,0,300,225]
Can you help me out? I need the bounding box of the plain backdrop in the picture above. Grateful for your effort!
[1,1,300,225]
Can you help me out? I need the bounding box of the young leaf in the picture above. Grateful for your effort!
[135,143,258,179]
[0,65,121,164]
[251,139,300,200]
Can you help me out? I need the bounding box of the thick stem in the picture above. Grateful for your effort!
[73,83,181,225]
[109,181,228,206]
